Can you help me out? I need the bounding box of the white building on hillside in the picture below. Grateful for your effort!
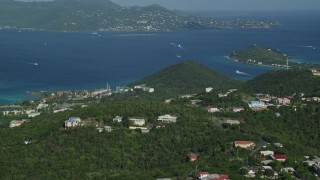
[129,117,146,126]
[113,116,122,123]
[65,117,81,129]
[157,115,177,123]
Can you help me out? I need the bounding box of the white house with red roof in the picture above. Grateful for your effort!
[188,153,199,161]
[234,141,255,149]
[207,106,219,113]
[271,154,288,162]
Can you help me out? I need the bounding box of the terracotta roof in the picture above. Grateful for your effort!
[207,106,217,109]
[273,154,288,159]
[189,153,199,158]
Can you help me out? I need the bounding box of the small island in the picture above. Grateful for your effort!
[229,45,320,71]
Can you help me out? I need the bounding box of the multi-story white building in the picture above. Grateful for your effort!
[129,117,146,126]
[65,117,81,129]
[157,115,177,123]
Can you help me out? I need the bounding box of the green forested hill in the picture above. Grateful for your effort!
[0,100,252,179]
[130,61,242,98]
[243,69,320,96]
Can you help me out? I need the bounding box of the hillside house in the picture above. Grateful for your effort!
[281,167,295,174]
[157,115,177,123]
[218,93,228,98]
[113,116,122,123]
[273,143,283,148]
[271,154,288,162]
[134,84,147,89]
[142,87,154,93]
[207,106,219,113]
[241,166,261,178]
[37,103,49,110]
[312,157,320,165]
[2,110,23,116]
[260,150,274,156]
[199,173,229,180]
[28,112,41,118]
[276,98,291,105]
[104,125,112,132]
[234,141,255,149]
[188,153,199,162]
[248,100,267,110]
[198,172,209,179]
[222,119,241,125]
[128,118,146,126]
[64,117,81,129]
[9,120,24,128]
[232,107,244,112]
[206,87,213,93]
[261,160,273,166]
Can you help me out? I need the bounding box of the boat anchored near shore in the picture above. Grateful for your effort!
[235,70,250,76]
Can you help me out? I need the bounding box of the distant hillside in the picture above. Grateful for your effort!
[243,69,320,96]
[130,61,241,98]
[0,0,278,31]
[230,45,289,67]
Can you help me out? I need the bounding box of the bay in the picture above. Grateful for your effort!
[0,11,319,104]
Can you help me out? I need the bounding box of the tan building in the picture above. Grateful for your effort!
[129,117,146,126]
[234,141,255,149]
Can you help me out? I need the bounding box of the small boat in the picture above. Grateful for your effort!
[235,70,250,76]
[33,62,38,66]
[235,70,242,74]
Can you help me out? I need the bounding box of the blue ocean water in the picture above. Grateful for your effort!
[0,11,319,104]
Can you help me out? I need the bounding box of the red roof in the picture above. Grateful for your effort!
[273,154,288,159]
[207,106,217,109]
[257,157,267,161]
[199,172,209,175]
[234,141,254,145]
[219,174,229,179]
[189,153,199,158]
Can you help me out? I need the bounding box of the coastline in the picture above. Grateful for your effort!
[224,55,280,68]
[224,55,312,69]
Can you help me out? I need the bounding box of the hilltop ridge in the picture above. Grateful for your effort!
[130,61,241,98]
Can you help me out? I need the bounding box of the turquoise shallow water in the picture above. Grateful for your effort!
[0,11,319,104]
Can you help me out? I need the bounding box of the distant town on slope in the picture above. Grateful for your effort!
[0,0,278,31]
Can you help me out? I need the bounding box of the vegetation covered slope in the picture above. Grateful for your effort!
[0,100,253,179]
[243,69,320,96]
[230,45,288,65]
[130,61,241,98]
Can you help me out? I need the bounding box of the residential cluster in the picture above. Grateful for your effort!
[70,6,277,32]
[63,114,178,135]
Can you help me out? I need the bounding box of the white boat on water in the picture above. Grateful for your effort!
[235,70,249,75]
[33,62,38,66]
